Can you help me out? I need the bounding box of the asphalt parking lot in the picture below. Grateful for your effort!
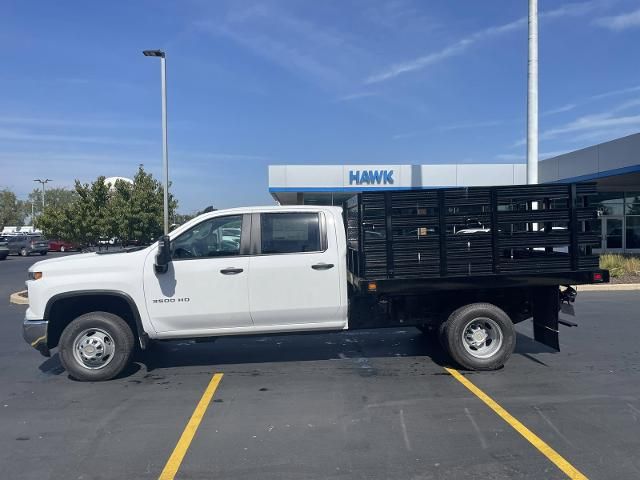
[1,253,639,479]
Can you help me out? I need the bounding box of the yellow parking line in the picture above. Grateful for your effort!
[445,367,587,480]
[159,373,224,480]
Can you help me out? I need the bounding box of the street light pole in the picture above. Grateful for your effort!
[33,178,52,211]
[143,49,170,235]
[527,0,539,185]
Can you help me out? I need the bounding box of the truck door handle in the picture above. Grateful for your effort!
[220,267,243,275]
[312,263,334,270]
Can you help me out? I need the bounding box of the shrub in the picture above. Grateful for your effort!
[600,254,640,278]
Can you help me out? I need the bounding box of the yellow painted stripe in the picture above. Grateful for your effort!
[159,373,224,480]
[445,367,587,480]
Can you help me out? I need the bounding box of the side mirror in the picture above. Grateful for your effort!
[155,235,172,274]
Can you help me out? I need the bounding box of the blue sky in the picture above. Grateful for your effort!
[1,0,639,212]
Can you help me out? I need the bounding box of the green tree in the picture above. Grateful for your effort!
[21,187,76,224]
[28,187,77,211]
[36,166,177,246]
[125,166,177,243]
[37,178,112,244]
[0,189,25,228]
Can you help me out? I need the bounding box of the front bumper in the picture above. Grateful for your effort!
[23,318,50,357]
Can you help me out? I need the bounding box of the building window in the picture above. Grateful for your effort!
[626,216,640,249]
[596,193,624,216]
[625,192,640,216]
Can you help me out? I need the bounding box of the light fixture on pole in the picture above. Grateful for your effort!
[33,178,52,210]
[143,49,170,235]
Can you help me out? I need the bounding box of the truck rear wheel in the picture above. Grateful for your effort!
[442,303,515,371]
[58,312,134,381]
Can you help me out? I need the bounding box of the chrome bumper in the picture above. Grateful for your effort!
[23,318,50,357]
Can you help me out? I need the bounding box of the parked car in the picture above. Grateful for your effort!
[1,234,49,256]
[0,238,8,260]
[49,239,79,252]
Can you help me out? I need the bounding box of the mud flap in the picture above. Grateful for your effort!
[532,286,560,351]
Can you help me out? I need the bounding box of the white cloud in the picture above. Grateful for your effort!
[0,115,154,129]
[567,127,640,145]
[0,128,153,146]
[539,150,569,159]
[495,153,525,162]
[172,151,270,162]
[543,113,640,140]
[393,119,503,140]
[590,84,640,100]
[512,95,640,148]
[439,120,503,132]
[392,131,419,140]
[194,5,370,89]
[365,1,597,84]
[542,103,577,116]
[594,8,640,31]
[336,92,379,102]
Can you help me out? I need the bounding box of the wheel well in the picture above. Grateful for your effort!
[390,287,536,327]
[437,289,533,324]
[46,294,139,349]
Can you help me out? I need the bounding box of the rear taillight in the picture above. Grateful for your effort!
[593,272,603,282]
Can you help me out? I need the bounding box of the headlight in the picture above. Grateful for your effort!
[28,271,43,281]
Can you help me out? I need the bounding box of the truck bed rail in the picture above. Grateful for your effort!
[345,183,601,281]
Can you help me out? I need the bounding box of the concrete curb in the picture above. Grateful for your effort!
[9,290,28,305]
[574,283,640,291]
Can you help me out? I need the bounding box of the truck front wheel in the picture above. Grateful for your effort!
[59,312,135,381]
[442,303,515,371]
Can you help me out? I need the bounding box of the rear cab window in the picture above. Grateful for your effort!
[260,212,324,254]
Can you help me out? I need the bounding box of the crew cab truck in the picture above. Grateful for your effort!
[23,183,608,381]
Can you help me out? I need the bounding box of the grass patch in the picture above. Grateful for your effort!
[600,254,640,278]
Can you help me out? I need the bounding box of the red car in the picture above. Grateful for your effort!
[48,239,79,252]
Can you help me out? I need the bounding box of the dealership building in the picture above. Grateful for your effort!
[269,133,640,253]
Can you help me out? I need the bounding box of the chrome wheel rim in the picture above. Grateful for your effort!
[72,328,115,370]
[461,317,503,359]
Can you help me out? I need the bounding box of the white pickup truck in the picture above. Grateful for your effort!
[23,185,608,381]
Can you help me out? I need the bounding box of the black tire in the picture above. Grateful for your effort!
[442,303,515,371]
[59,311,135,381]
[20,248,28,257]
[40,251,47,256]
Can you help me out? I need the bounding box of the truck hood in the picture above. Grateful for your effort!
[29,247,153,274]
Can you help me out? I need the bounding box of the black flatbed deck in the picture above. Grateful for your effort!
[348,269,609,294]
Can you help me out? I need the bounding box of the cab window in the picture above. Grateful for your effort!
[260,212,321,254]
[172,215,242,259]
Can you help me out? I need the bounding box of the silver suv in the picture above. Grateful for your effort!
[0,235,48,256]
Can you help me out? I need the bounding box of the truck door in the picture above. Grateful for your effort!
[248,211,346,328]
[143,214,253,333]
